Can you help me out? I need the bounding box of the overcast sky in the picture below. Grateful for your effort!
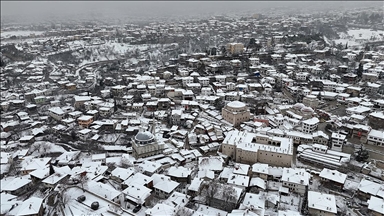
[1,1,381,23]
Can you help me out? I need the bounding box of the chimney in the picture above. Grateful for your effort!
[29,204,32,209]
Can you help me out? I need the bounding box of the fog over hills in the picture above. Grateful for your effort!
[1,1,382,24]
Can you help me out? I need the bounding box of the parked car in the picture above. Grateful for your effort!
[133,205,141,213]
[77,195,86,202]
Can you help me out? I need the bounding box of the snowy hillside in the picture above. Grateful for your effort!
[333,28,384,47]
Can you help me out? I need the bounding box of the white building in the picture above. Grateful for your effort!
[307,191,337,216]
[296,72,309,81]
[358,179,384,200]
[303,95,319,109]
[182,77,194,87]
[367,129,384,148]
[346,106,371,116]
[367,196,384,216]
[281,168,310,195]
[331,132,346,152]
[152,174,180,199]
[201,87,212,96]
[227,173,250,189]
[221,101,251,127]
[197,77,210,87]
[297,144,351,169]
[122,182,152,207]
[227,43,244,54]
[48,107,66,121]
[87,180,123,204]
[222,130,293,167]
[91,153,106,163]
[301,117,319,134]
[319,168,347,188]
[132,131,165,159]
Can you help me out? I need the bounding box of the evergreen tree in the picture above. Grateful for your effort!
[317,92,322,100]
[214,97,225,111]
[356,146,369,162]
[49,163,55,175]
[357,62,363,78]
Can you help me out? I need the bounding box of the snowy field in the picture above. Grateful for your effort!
[70,41,167,67]
[346,29,384,40]
[334,28,384,47]
[1,31,46,38]
[63,187,133,216]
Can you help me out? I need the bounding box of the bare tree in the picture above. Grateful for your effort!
[61,192,70,206]
[205,179,219,206]
[7,158,18,176]
[76,172,88,192]
[41,142,52,157]
[222,185,237,205]
[120,157,133,168]
[31,142,43,154]
[107,162,117,171]
[108,204,122,214]
[174,207,193,216]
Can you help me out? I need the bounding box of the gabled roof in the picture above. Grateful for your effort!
[124,172,153,186]
[188,177,203,192]
[367,196,384,214]
[122,182,152,204]
[153,176,179,193]
[167,166,191,178]
[307,191,337,214]
[319,168,347,184]
[111,167,135,181]
[358,179,384,198]
[145,203,175,216]
[281,168,310,186]
[17,196,43,216]
[1,175,31,192]
[87,180,122,200]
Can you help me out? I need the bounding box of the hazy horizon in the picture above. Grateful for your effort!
[1,1,382,24]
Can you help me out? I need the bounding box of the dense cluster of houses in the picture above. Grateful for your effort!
[1,6,384,216]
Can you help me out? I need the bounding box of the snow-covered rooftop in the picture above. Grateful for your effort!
[319,168,347,184]
[307,191,337,214]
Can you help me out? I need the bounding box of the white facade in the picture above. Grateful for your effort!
[221,101,251,127]
[367,129,384,148]
[197,77,210,87]
[301,117,319,134]
[132,131,165,159]
[227,43,244,54]
[182,77,194,87]
[48,107,66,121]
[307,191,337,216]
[331,132,346,152]
[281,168,310,195]
[201,87,212,96]
[221,130,293,167]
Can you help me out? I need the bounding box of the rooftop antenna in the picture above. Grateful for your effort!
[310,84,313,95]
[139,119,144,132]
[151,119,156,134]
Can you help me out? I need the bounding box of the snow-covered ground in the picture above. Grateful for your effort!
[344,179,360,191]
[346,29,384,40]
[279,193,302,212]
[69,40,175,67]
[29,141,67,156]
[63,187,133,216]
[334,28,384,47]
[1,31,46,38]
[333,38,361,48]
